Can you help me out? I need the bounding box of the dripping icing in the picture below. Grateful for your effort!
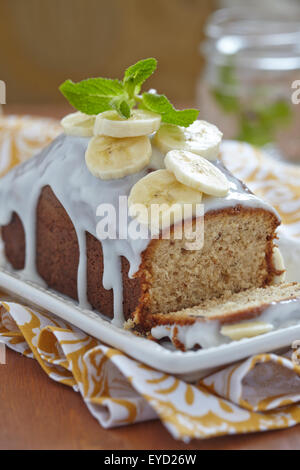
[0,134,279,325]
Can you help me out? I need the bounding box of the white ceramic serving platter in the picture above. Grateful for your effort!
[1,267,300,382]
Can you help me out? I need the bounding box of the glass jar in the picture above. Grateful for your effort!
[198,7,300,163]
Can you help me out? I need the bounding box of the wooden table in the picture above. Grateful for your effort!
[0,348,299,450]
[1,105,300,450]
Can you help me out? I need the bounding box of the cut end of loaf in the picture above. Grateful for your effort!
[126,282,300,351]
[144,282,300,328]
[131,206,280,331]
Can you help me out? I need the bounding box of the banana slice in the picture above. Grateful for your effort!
[94,109,161,138]
[272,247,286,284]
[153,121,223,161]
[221,321,274,341]
[61,111,96,137]
[128,169,203,230]
[85,135,151,180]
[165,149,230,197]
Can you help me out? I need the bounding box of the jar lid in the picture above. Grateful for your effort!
[202,8,300,71]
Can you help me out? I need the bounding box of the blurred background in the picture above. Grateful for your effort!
[0,0,214,105]
[0,0,300,162]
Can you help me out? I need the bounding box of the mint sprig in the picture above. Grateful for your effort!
[59,58,199,127]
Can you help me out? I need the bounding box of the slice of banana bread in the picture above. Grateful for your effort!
[131,207,280,331]
[146,282,300,350]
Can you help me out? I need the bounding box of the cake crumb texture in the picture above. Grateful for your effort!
[143,282,300,328]
[133,207,279,329]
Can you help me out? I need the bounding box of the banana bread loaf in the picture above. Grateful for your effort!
[0,133,281,329]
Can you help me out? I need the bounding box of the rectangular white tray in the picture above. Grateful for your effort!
[1,267,300,381]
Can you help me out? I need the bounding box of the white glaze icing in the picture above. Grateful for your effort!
[277,227,300,283]
[0,133,279,325]
[151,298,300,350]
[152,322,228,349]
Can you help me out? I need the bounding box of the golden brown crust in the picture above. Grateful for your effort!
[171,326,186,352]
[36,185,80,301]
[2,212,25,270]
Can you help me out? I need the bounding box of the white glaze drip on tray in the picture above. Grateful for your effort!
[0,134,279,324]
[151,297,300,350]
[152,322,227,349]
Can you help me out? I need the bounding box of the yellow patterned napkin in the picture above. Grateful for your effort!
[1,117,300,441]
[0,115,61,178]
[221,141,300,239]
[1,299,300,441]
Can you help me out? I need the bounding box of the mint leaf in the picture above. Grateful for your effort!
[59,78,124,115]
[124,58,157,97]
[118,101,131,119]
[142,92,198,127]
[162,109,199,127]
[142,92,173,114]
[110,96,131,119]
[59,92,113,115]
